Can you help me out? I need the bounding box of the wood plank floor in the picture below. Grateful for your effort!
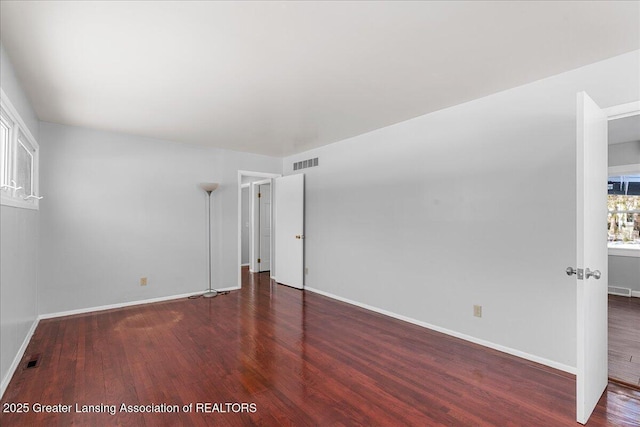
[2,270,640,426]
[609,295,640,387]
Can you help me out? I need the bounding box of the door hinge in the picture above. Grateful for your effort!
[258,258,261,263]
[258,193,261,198]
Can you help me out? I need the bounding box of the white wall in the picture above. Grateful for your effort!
[38,123,281,315]
[0,43,40,393]
[609,256,640,292]
[284,50,640,370]
[609,141,640,167]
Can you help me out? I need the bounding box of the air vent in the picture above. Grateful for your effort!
[25,353,41,369]
[608,286,631,297]
[293,157,319,171]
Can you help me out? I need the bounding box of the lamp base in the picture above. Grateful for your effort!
[203,290,218,298]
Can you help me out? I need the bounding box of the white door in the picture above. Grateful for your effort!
[575,91,608,424]
[275,174,304,289]
[258,183,271,272]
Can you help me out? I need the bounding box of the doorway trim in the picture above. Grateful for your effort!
[237,170,281,288]
[604,101,640,120]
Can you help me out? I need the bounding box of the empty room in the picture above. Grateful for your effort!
[1,1,639,426]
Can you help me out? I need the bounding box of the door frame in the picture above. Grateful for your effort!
[604,101,640,120]
[604,101,640,264]
[237,170,281,288]
[605,104,640,385]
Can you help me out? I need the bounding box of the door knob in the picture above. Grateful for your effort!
[295,235,305,239]
[585,268,601,280]
[566,267,600,280]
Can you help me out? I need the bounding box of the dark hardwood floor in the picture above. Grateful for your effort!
[609,295,640,388]
[2,270,640,426]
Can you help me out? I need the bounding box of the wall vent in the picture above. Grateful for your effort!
[293,157,319,171]
[608,286,632,297]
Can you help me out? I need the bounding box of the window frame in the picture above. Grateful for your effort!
[0,89,40,210]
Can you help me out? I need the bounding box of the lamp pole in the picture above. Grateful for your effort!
[199,183,219,297]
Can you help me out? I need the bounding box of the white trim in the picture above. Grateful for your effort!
[241,263,250,267]
[38,289,237,320]
[237,170,281,179]
[632,290,640,298]
[253,178,271,186]
[1,317,39,399]
[0,89,40,210]
[604,101,640,120]
[0,195,39,210]
[305,286,576,375]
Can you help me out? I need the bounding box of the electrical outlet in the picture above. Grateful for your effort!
[305,267,309,275]
[140,277,148,286]
[473,305,482,318]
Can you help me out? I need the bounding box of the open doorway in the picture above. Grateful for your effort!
[606,109,640,389]
[237,171,280,289]
[253,179,272,273]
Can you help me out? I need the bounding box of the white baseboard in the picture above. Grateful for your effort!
[632,290,640,298]
[305,286,576,375]
[39,287,240,320]
[1,317,40,399]
[241,263,249,267]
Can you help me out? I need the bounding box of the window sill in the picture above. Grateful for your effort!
[1,194,39,210]
[608,243,640,258]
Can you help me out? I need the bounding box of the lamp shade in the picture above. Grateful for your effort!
[199,182,219,193]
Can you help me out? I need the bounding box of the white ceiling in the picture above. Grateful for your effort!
[1,1,639,157]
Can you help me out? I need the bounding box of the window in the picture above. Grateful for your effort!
[0,89,40,209]
[608,174,640,245]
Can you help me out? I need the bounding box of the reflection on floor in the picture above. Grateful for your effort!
[609,295,640,388]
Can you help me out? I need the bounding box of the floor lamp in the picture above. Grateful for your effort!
[200,182,219,298]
